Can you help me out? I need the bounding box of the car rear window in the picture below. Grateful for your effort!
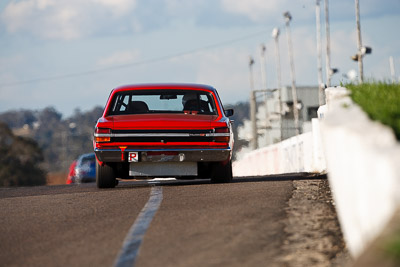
[107,89,217,115]
[78,154,95,167]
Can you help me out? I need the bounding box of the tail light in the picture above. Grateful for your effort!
[214,127,230,142]
[94,128,111,142]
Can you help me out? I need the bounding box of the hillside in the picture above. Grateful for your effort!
[0,107,103,172]
[0,102,249,173]
[0,122,46,186]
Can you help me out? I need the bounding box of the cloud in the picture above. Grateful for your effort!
[164,0,205,15]
[93,0,136,16]
[220,0,282,22]
[3,0,399,41]
[219,0,315,24]
[97,49,141,67]
[1,0,137,40]
[219,0,400,25]
[0,0,319,41]
[192,48,252,103]
[0,54,24,72]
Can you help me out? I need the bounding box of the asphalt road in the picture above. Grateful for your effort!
[0,176,295,267]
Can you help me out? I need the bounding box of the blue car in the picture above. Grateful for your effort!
[75,153,96,183]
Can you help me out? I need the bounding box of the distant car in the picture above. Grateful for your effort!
[93,83,234,188]
[74,153,96,183]
[66,160,77,184]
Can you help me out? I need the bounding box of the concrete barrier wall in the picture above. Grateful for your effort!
[320,87,400,257]
[233,86,400,258]
[233,124,325,177]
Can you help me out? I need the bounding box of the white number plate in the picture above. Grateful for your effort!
[128,152,139,162]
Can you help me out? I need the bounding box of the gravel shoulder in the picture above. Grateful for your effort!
[278,177,352,267]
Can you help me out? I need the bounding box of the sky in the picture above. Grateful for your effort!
[1,0,399,117]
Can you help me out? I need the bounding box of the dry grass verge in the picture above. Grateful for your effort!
[47,172,68,185]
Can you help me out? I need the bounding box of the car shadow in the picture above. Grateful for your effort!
[116,172,327,189]
[233,172,327,183]
[0,173,326,198]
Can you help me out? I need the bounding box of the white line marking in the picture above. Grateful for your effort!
[114,186,163,267]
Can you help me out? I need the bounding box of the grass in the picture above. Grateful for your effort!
[383,230,400,264]
[47,171,68,185]
[346,82,400,141]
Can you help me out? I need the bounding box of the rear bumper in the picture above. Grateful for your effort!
[94,147,231,163]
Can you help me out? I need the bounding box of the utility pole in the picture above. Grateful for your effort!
[355,0,363,83]
[315,0,324,105]
[389,56,396,83]
[260,44,267,90]
[283,11,300,136]
[272,28,283,142]
[324,0,332,87]
[248,56,258,150]
[259,44,270,145]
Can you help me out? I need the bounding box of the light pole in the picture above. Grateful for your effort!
[315,0,324,105]
[260,44,267,90]
[324,0,332,87]
[283,11,300,136]
[272,27,283,142]
[352,0,372,83]
[248,56,258,150]
[259,44,270,145]
[389,56,396,83]
[355,0,363,83]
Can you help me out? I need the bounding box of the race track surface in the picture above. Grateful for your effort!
[0,175,344,266]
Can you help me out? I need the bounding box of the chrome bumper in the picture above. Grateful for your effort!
[94,148,231,163]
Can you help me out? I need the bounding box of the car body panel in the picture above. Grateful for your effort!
[94,83,234,179]
[74,153,96,183]
[66,160,77,184]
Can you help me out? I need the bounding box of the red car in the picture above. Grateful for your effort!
[93,83,234,188]
[66,160,77,184]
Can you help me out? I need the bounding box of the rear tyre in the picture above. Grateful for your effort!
[210,160,233,183]
[96,161,116,188]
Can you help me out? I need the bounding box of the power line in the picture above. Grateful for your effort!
[1,30,268,87]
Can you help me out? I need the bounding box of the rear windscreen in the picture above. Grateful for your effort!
[108,89,217,115]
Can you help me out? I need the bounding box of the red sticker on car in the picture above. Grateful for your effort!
[128,152,139,162]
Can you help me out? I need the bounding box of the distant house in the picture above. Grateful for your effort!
[252,86,320,147]
[280,86,320,140]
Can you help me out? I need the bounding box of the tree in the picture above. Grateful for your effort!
[0,122,46,186]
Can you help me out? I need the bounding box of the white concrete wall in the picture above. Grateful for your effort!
[233,128,324,177]
[320,87,400,257]
[233,86,400,258]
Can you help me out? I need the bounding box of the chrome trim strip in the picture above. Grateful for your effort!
[95,147,231,152]
[94,133,112,137]
[207,133,230,137]
[94,133,230,138]
[113,133,190,137]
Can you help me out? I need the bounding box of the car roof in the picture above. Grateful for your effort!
[111,83,218,93]
[78,153,95,160]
